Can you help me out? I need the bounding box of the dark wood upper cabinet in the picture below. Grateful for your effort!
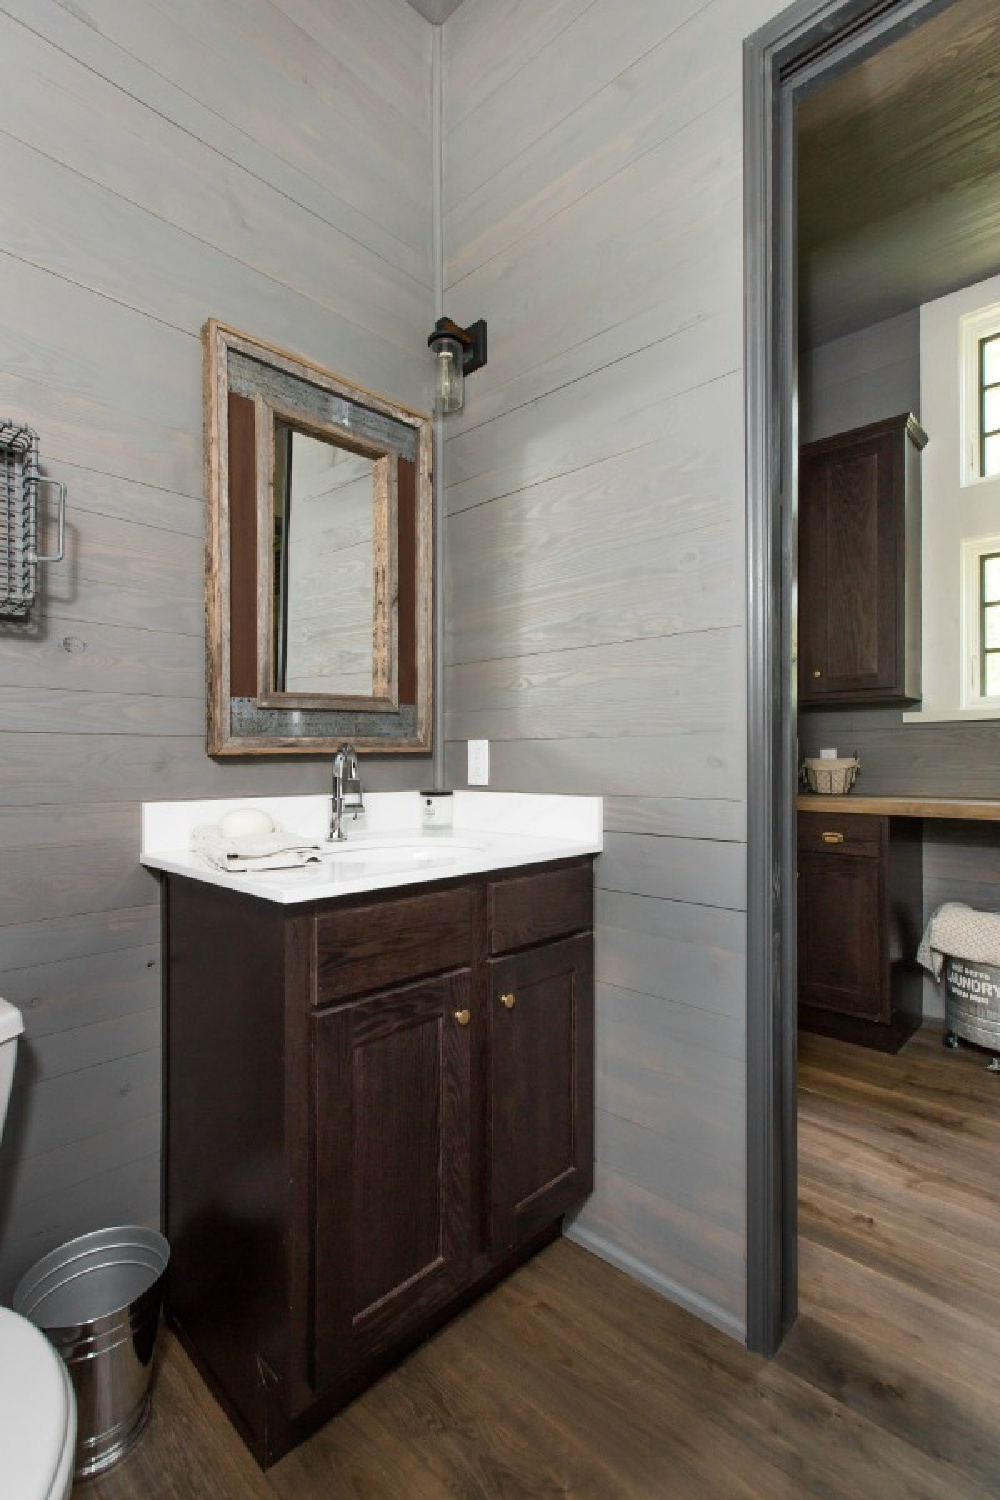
[798,413,926,707]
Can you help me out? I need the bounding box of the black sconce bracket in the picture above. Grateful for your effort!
[427,317,488,376]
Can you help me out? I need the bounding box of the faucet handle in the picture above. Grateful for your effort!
[342,778,364,813]
[336,744,365,813]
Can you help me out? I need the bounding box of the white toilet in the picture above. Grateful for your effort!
[0,998,76,1500]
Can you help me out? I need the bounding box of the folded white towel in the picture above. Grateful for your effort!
[917,901,1000,979]
[192,824,322,873]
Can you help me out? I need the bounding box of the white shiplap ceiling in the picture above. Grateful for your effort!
[404,0,466,21]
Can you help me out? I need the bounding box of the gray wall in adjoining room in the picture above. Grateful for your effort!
[439,0,789,1340]
[799,310,920,444]
[798,310,1000,1019]
[0,0,434,1296]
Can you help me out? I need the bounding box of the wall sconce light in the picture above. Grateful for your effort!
[427,317,487,416]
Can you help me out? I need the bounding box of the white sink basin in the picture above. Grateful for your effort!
[321,837,486,872]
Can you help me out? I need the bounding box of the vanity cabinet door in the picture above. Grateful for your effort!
[488,934,594,1258]
[311,970,473,1389]
[797,849,885,1021]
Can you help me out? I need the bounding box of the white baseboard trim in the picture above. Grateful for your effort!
[563,1222,747,1346]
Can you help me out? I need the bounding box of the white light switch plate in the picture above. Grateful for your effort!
[467,739,489,786]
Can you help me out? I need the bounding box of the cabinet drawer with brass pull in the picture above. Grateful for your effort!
[797,811,884,859]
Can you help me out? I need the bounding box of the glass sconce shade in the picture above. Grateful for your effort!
[432,336,464,416]
[428,317,486,417]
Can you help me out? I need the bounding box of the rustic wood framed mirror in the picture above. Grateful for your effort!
[204,321,432,755]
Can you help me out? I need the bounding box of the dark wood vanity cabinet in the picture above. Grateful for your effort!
[797,811,922,1051]
[798,413,926,707]
[161,858,594,1468]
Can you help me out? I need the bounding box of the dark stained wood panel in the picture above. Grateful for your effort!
[315,888,473,1004]
[798,0,1000,344]
[312,972,473,1387]
[353,1019,444,1313]
[487,862,593,955]
[489,934,594,1256]
[163,878,288,1439]
[396,456,417,707]
[797,811,923,1049]
[798,853,884,1018]
[797,810,883,859]
[823,452,881,681]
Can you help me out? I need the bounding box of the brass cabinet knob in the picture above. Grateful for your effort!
[821,831,845,844]
[454,1008,471,1027]
[500,992,516,1010]
[813,669,822,678]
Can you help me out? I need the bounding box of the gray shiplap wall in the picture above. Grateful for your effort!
[441,0,788,1340]
[799,312,1000,1019]
[0,0,434,1296]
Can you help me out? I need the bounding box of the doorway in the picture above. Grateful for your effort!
[745,0,1000,1356]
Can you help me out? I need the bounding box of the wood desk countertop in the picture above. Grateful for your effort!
[797,793,1000,821]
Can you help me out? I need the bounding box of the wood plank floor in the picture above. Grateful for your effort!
[77,1025,1000,1498]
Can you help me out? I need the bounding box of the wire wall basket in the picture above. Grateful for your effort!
[0,421,65,618]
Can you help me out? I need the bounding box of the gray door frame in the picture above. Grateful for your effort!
[743,0,955,1356]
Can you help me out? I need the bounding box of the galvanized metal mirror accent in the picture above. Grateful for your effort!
[203,322,432,755]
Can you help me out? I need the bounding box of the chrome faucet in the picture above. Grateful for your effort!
[330,744,365,840]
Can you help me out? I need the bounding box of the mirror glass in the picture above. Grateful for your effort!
[273,425,376,697]
[203,321,432,756]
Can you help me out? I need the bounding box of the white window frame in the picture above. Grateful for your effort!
[960,534,1000,709]
[960,302,1000,487]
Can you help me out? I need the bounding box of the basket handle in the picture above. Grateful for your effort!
[26,478,66,564]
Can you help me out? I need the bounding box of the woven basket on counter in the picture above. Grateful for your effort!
[800,755,860,795]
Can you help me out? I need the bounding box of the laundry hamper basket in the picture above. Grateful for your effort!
[943,957,1000,1055]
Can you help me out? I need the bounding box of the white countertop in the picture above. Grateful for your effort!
[141,791,602,905]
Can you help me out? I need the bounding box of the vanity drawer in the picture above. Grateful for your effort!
[798,811,884,859]
[315,887,473,1004]
[488,863,593,955]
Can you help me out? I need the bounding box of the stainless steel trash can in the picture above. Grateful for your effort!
[13,1225,169,1480]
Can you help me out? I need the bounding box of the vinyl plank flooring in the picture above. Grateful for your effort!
[76,1023,1000,1498]
[795,1026,1000,1496]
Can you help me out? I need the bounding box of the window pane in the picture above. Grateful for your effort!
[986,603,1000,648]
[984,335,1000,388]
[986,652,1000,698]
[986,386,1000,435]
[984,554,1000,603]
[985,432,1000,478]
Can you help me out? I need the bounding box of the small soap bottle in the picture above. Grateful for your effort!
[421,789,454,832]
